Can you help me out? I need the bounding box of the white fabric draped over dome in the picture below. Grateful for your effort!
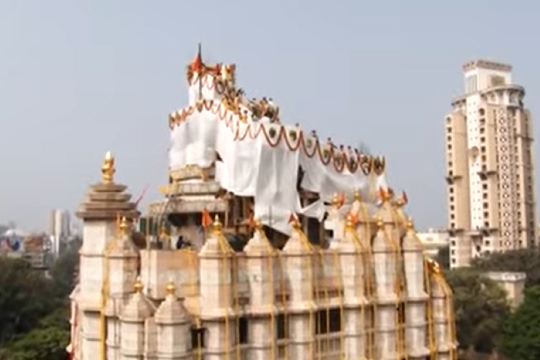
[169,105,387,235]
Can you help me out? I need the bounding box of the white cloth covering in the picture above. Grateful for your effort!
[169,101,387,234]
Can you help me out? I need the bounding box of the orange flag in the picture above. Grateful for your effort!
[201,208,212,229]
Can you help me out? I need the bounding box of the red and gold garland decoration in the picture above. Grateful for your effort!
[168,99,386,176]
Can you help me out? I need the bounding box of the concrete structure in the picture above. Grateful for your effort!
[50,209,71,255]
[485,271,527,309]
[445,60,537,268]
[416,229,449,258]
[68,52,457,360]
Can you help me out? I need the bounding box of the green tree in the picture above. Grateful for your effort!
[446,268,510,353]
[49,237,81,298]
[473,248,540,288]
[0,309,69,360]
[499,286,540,360]
[435,245,450,270]
[0,258,59,344]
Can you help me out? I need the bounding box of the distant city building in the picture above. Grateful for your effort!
[0,228,50,271]
[445,60,537,268]
[50,209,71,255]
[416,229,449,258]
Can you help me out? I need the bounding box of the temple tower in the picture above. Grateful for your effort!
[76,152,139,360]
[282,218,315,360]
[119,279,155,359]
[372,215,399,360]
[154,282,192,359]
[402,221,430,359]
[198,217,236,360]
[337,214,369,359]
[244,221,277,359]
[105,217,139,360]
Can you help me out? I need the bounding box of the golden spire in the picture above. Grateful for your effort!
[133,277,143,293]
[101,151,115,184]
[354,190,362,202]
[289,213,301,230]
[345,213,357,230]
[212,214,223,233]
[253,218,263,232]
[406,217,414,230]
[119,216,130,236]
[165,281,176,296]
[376,217,384,229]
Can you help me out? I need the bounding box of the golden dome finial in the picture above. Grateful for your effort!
[289,214,301,230]
[159,226,170,240]
[101,151,115,184]
[354,190,362,202]
[376,217,384,229]
[133,277,143,293]
[253,218,263,232]
[165,281,176,296]
[345,213,357,230]
[406,217,414,230]
[119,216,130,235]
[212,215,223,233]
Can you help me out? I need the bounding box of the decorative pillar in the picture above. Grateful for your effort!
[402,220,429,359]
[336,214,369,359]
[155,282,192,359]
[199,216,235,360]
[372,218,399,360]
[119,279,155,360]
[76,152,139,360]
[282,216,315,360]
[244,221,276,360]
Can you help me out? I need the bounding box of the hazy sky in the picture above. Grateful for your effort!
[2,0,540,232]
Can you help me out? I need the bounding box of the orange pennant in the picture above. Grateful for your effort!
[201,208,212,229]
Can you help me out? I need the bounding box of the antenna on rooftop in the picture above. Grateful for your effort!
[197,42,203,100]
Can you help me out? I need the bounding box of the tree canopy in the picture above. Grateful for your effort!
[473,248,540,288]
[445,268,510,353]
[0,239,80,358]
[499,286,540,360]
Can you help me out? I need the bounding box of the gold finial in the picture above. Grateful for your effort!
[406,217,414,230]
[165,281,176,296]
[101,151,115,184]
[345,214,357,229]
[134,277,143,293]
[119,216,130,235]
[289,214,301,230]
[354,190,362,202]
[426,258,441,274]
[376,217,384,229]
[159,226,170,240]
[212,215,223,233]
[253,218,263,231]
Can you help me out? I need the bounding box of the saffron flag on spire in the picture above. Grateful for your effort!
[201,208,212,229]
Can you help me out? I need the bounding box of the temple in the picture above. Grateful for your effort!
[68,50,458,360]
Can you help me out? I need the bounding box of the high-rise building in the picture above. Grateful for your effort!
[49,209,70,254]
[445,60,537,268]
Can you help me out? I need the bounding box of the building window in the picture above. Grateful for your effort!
[276,314,287,340]
[238,317,248,344]
[191,326,206,349]
[315,308,342,334]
